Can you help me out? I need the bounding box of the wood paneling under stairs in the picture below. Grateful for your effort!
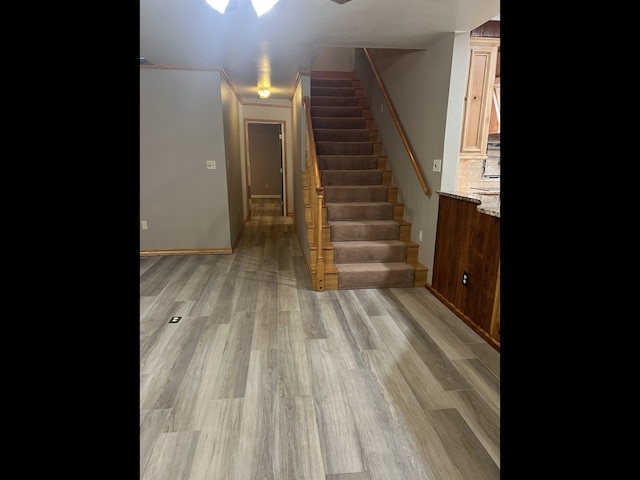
[140,202,500,479]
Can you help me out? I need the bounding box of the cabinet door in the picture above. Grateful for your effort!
[489,80,500,134]
[460,38,499,158]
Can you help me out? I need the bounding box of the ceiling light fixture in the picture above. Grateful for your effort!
[251,0,278,16]
[258,87,270,99]
[205,0,279,16]
[205,0,230,14]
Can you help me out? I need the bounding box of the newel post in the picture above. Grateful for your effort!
[315,186,325,291]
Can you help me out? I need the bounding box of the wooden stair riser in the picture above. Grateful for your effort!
[387,186,398,203]
[399,223,412,242]
[406,243,419,265]
[413,268,428,286]
[393,204,405,222]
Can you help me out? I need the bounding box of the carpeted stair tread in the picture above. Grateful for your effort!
[313,117,366,129]
[318,155,378,170]
[324,185,388,202]
[311,78,355,88]
[316,141,373,155]
[314,129,371,142]
[311,106,362,117]
[311,87,357,97]
[311,96,359,106]
[321,170,383,186]
[336,262,415,289]
[330,220,399,241]
[326,202,394,221]
[333,240,407,264]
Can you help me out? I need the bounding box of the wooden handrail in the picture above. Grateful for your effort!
[303,96,325,291]
[363,48,429,195]
[303,97,322,193]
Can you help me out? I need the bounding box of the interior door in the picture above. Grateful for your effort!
[247,122,285,216]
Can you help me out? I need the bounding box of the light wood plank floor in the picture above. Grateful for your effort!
[140,198,500,480]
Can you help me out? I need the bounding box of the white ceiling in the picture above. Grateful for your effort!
[140,0,500,102]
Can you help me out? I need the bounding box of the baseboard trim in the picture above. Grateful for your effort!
[140,248,232,256]
[425,284,500,352]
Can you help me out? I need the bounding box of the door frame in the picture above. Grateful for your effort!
[244,119,286,217]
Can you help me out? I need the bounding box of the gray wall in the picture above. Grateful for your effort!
[140,67,232,251]
[354,33,471,283]
[221,78,245,247]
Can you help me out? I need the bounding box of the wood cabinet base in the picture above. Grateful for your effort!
[425,284,500,352]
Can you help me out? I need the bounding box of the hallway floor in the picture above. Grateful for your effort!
[140,201,500,479]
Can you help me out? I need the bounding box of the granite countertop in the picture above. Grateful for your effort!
[437,189,500,218]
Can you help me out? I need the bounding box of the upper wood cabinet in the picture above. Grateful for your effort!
[489,77,500,135]
[460,38,500,158]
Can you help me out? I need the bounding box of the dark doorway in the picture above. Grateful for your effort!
[246,122,284,216]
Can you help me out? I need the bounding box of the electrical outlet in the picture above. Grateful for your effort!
[418,230,423,242]
[433,159,442,172]
[462,271,469,287]
[207,161,216,169]
[141,221,148,230]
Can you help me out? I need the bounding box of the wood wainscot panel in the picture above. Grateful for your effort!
[432,194,500,349]
[466,209,500,333]
[432,196,475,303]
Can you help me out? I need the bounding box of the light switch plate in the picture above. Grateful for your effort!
[433,159,442,172]
[207,161,216,169]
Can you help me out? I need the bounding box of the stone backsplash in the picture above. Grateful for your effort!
[456,133,500,192]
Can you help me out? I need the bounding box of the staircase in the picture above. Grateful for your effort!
[308,71,427,290]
